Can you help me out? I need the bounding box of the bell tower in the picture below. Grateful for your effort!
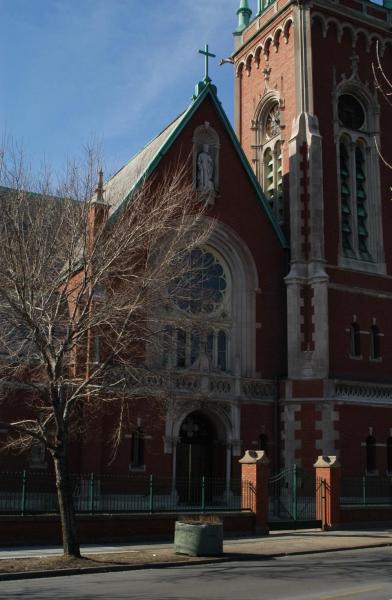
[232,0,392,468]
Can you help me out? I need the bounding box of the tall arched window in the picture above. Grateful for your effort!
[154,223,259,379]
[335,86,385,273]
[365,435,376,474]
[254,97,284,224]
[262,141,283,223]
[165,247,231,373]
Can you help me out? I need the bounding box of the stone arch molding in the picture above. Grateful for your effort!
[311,12,391,56]
[236,17,294,76]
[253,89,284,129]
[164,399,241,456]
[162,219,258,455]
[332,67,380,135]
[206,219,259,378]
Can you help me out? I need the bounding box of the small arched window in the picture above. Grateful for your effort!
[350,322,361,357]
[365,435,376,474]
[29,440,47,469]
[387,437,392,474]
[259,433,268,456]
[131,427,145,469]
[370,325,381,360]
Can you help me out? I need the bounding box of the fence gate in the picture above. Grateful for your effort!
[268,465,321,529]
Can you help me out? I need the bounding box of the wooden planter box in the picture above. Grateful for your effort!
[174,521,223,556]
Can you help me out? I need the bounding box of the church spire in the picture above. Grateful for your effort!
[94,168,105,205]
[235,0,252,34]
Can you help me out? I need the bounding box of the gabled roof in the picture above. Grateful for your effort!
[101,82,288,249]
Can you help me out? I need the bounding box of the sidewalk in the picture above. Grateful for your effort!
[1,528,391,581]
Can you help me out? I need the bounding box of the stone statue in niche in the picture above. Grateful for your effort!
[197,144,215,192]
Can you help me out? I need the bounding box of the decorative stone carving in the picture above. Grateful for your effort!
[313,455,340,468]
[335,381,392,402]
[239,449,269,464]
[265,103,281,139]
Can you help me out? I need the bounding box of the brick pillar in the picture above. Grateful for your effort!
[239,450,270,534]
[314,455,341,530]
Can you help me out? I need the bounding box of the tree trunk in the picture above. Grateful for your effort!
[53,453,81,558]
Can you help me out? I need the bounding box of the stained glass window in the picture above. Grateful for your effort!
[338,94,365,130]
[173,248,227,314]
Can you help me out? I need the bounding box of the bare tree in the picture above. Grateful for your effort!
[373,42,392,171]
[0,145,211,558]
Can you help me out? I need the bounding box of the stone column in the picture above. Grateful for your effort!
[239,450,270,534]
[314,455,341,530]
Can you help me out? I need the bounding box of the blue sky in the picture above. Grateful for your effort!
[0,0,244,179]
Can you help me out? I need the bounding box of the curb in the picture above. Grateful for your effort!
[0,542,392,581]
[0,556,229,582]
[0,542,391,582]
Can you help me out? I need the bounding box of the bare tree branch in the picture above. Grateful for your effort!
[0,142,212,557]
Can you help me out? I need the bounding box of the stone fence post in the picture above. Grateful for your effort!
[239,450,270,534]
[314,455,341,530]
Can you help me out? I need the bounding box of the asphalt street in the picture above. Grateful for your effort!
[0,547,391,600]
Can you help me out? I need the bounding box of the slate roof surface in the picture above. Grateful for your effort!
[101,113,185,217]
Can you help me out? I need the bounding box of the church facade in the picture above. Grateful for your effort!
[3,0,392,489]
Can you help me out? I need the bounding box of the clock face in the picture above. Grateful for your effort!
[265,104,281,138]
[338,94,365,130]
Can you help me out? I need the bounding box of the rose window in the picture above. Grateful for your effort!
[172,248,227,314]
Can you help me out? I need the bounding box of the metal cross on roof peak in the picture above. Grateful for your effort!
[198,44,216,82]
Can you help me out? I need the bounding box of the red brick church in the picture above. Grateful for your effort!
[2,0,392,491]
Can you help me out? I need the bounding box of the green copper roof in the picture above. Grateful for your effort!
[105,82,287,249]
[235,0,252,34]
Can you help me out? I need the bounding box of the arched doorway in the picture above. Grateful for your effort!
[176,411,226,502]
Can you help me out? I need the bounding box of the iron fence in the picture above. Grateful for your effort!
[341,476,392,505]
[268,466,318,524]
[0,471,253,515]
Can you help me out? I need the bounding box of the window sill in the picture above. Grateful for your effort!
[348,355,363,361]
[339,256,386,275]
[365,470,379,476]
[29,463,48,470]
[369,357,382,363]
[129,465,146,473]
